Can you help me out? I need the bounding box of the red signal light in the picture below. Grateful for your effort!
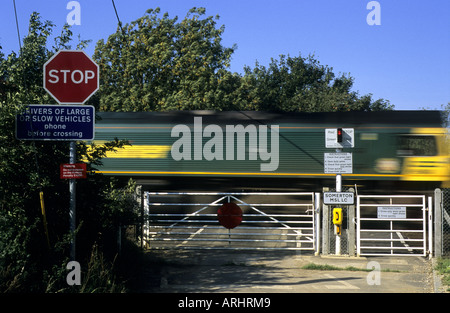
[337,128,343,143]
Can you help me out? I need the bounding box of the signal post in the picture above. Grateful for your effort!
[44,50,99,260]
[15,50,99,261]
[324,128,354,255]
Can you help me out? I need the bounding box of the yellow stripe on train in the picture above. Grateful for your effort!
[88,143,171,159]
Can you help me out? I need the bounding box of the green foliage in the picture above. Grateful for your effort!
[435,258,450,290]
[0,14,66,289]
[239,54,393,112]
[78,245,126,293]
[94,7,235,111]
[0,12,139,292]
[93,7,393,113]
[45,245,126,293]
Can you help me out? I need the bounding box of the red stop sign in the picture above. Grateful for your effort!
[217,203,243,229]
[43,50,99,104]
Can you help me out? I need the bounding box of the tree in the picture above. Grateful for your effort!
[0,12,136,292]
[238,54,393,112]
[93,7,392,113]
[94,7,236,111]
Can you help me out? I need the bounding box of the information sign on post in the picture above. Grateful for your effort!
[43,50,99,104]
[323,192,354,205]
[16,104,95,141]
[325,128,354,148]
[324,152,353,174]
[377,207,407,219]
[324,128,355,256]
[60,163,87,179]
[40,50,99,261]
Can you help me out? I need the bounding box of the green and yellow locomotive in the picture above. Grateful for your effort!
[91,110,450,192]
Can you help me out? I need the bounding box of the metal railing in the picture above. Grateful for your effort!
[356,195,430,256]
[435,188,450,257]
[143,192,318,251]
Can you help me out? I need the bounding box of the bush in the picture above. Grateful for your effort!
[0,13,139,293]
[435,258,450,291]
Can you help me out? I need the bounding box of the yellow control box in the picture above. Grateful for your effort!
[332,208,343,225]
[335,225,342,236]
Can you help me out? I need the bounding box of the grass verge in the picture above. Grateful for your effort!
[435,258,450,292]
[301,263,400,273]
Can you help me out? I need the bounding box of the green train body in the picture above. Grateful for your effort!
[92,111,450,190]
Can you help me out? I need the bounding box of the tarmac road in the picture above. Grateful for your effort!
[133,249,438,293]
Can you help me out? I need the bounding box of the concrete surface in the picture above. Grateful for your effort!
[134,250,442,293]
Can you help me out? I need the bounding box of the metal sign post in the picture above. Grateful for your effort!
[324,128,355,255]
[69,141,77,260]
[42,50,99,261]
[16,103,96,260]
[335,147,342,255]
[13,50,100,261]
[16,104,96,260]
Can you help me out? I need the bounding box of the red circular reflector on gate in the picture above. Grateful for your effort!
[217,203,242,229]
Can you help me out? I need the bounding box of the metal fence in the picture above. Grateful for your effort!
[435,188,450,257]
[323,203,352,255]
[143,192,318,251]
[321,187,356,256]
[135,188,444,257]
[356,195,430,257]
[443,189,450,256]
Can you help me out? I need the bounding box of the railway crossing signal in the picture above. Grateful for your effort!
[325,128,354,148]
[325,128,355,255]
[337,128,343,143]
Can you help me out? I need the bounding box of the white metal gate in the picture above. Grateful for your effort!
[356,195,432,256]
[143,192,318,251]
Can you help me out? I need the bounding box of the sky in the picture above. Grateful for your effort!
[1,0,449,111]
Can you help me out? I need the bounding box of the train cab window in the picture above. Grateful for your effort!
[397,135,437,156]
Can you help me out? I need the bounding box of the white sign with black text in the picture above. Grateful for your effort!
[324,153,353,174]
[323,192,355,205]
[325,128,354,148]
[377,206,407,219]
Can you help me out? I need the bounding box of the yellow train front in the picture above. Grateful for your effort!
[91,110,450,192]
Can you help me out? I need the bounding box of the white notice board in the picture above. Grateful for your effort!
[377,207,407,219]
[324,153,353,174]
[323,192,354,204]
[325,128,354,148]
